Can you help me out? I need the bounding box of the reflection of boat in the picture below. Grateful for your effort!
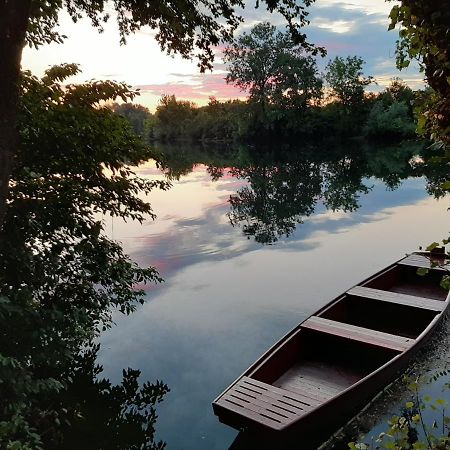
[213,252,450,444]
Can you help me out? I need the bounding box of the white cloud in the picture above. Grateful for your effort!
[314,0,398,17]
[313,18,355,33]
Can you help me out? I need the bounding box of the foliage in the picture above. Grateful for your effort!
[27,0,323,72]
[388,1,450,148]
[112,102,152,138]
[147,37,419,143]
[149,94,417,144]
[378,78,415,112]
[350,374,450,450]
[365,101,417,140]
[0,65,169,448]
[325,56,373,114]
[2,0,324,230]
[224,22,323,113]
[154,94,199,141]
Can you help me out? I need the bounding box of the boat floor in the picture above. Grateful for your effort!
[273,360,363,402]
[389,281,446,301]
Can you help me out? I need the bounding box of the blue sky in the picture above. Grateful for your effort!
[22,0,423,110]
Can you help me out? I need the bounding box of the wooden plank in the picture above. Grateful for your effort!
[215,397,284,430]
[280,371,342,395]
[225,391,300,419]
[278,375,339,398]
[348,286,445,312]
[233,385,313,411]
[302,316,413,352]
[399,254,449,271]
[241,377,325,406]
[221,393,293,423]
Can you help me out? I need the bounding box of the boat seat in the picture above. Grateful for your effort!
[399,254,449,271]
[214,376,318,430]
[347,286,446,312]
[302,316,413,352]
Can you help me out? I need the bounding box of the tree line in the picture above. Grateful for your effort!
[115,76,419,144]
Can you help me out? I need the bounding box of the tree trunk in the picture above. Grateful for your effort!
[0,0,31,230]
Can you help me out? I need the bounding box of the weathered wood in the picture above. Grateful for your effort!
[302,316,413,352]
[215,397,285,429]
[348,286,445,312]
[243,377,328,406]
[215,376,323,430]
[399,254,449,271]
[242,377,324,406]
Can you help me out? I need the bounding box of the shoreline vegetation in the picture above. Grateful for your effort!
[112,76,420,145]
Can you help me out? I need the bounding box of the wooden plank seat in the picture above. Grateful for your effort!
[215,376,317,430]
[348,286,445,312]
[399,254,449,271]
[302,316,413,352]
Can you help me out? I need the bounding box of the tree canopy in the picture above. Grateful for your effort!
[389,1,450,148]
[224,22,324,110]
[26,0,322,71]
[325,56,373,112]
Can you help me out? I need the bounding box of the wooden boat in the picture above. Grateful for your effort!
[213,252,450,444]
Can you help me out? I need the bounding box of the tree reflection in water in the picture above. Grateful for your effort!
[159,140,439,245]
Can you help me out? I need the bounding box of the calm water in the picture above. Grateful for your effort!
[98,143,449,449]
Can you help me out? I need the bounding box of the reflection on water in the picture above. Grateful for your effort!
[99,141,449,449]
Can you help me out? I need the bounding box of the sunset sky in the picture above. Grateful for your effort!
[22,0,424,111]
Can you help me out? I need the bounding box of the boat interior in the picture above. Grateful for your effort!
[363,263,448,301]
[250,329,399,398]
[246,260,448,403]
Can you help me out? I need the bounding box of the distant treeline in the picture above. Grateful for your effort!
[113,79,427,142]
[112,78,421,144]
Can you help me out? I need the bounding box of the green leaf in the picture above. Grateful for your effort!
[416,267,429,276]
[426,242,440,251]
[440,275,450,291]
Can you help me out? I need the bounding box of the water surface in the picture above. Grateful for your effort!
[99,143,449,449]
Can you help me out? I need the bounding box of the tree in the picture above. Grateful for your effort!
[112,102,152,138]
[388,1,450,148]
[0,64,169,448]
[224,22,324,113]
[154,94,198,141]
[325,56,373,112]
[0,0,320,230]
[364,101,416,140]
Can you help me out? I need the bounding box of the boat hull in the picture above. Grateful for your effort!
[213,253,450,446]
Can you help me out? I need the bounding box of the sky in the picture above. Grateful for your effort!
[22,0,424,111]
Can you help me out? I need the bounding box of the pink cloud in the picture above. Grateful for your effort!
[135,72,246,103]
